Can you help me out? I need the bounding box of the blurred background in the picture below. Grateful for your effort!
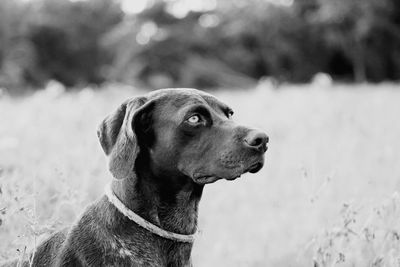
[0,0,399,92]
[1,0,400,266]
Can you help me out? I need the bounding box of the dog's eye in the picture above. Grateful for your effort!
[187,115,202,124]
[227,110,234,119]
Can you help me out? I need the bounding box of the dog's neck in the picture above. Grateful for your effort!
[110,172,204,236]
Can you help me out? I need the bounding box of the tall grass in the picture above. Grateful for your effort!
[1,83,400,266]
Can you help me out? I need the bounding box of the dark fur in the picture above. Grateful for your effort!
[2,88,268,267]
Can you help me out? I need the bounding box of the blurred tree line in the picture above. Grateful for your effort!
[0,0,399,91]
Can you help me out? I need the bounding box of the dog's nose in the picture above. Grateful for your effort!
[244,130,269,153]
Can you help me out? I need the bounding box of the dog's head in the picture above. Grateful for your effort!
[98,88,268,184]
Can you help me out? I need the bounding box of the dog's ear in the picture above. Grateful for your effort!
[97,96,152,180]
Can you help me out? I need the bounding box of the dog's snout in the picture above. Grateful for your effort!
[244,130,269,152]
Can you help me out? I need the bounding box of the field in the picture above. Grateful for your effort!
[1,83,400,266]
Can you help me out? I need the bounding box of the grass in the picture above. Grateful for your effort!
[1,83,400,266]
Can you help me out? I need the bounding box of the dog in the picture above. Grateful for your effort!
[2,88,268,266]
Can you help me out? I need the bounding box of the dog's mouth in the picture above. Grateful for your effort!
[193,160,264,184]
[194,175,221,184]
[246,162,263,173]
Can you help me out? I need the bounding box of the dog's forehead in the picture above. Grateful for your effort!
[147,88,230,112]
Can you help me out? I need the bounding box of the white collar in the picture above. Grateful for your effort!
[104,183,197,243]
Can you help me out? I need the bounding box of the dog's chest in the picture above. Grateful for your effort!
[105,238,155,266]
[107,235,192,267]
